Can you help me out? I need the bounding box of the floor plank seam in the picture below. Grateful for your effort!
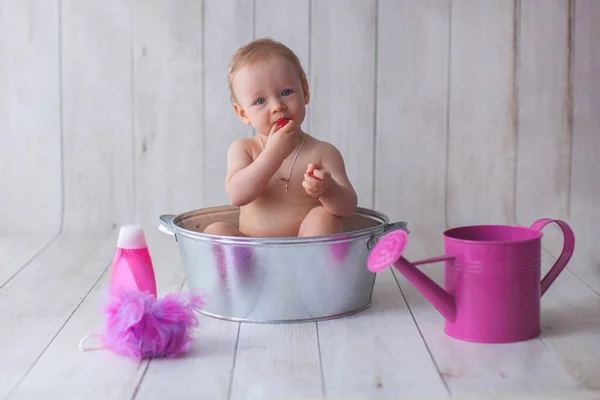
[315,321,326,397]
[0,233,61,291]
[5,259,111,400]
[130,361,151,400]
[226,323,241,400]
[130,278,188,396]
[566,267,600,297]
[542,247,600,297]
[390,268,453,398]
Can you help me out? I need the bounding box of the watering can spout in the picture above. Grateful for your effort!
[393,256,457,322]
[366,230,456,323]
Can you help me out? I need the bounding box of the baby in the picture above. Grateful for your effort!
[204,38,357,238]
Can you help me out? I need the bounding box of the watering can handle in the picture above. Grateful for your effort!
[529,218,575,296]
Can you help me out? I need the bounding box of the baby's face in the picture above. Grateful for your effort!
[232,56,308,135]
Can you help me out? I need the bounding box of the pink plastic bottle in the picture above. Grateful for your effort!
[109,225,157,297]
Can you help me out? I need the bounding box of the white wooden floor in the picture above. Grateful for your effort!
[1,228,599,400]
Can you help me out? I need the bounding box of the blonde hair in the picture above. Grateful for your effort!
[228,38,307,102]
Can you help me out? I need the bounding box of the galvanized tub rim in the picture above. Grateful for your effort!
[160,205,406,246]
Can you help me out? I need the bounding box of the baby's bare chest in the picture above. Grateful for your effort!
[254,144,321,195]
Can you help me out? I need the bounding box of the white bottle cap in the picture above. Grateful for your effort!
[117,225,148,249]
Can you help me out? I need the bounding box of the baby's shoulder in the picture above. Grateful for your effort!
[308,136,342,158]
[229,137,254,149]
[227,137,257,161]
[228,137,257,153]
[305,135,347,169]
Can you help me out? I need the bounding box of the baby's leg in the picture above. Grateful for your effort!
[203,222,245,237]
[298,206,342,237]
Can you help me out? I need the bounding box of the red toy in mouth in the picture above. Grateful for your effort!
[275,118,288,131]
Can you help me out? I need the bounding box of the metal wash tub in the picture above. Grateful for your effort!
[159,205,407,323]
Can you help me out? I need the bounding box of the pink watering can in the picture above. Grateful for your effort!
[367,219,575,343]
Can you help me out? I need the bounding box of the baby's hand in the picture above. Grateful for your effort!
[303,163,332,198]
[264,119,301,161]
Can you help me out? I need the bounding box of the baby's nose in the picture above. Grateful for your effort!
[271,99,286,113]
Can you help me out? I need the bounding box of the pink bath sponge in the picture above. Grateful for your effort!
[100,288,205,360]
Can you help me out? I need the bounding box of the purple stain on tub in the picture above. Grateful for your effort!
[329,241,350,264]
[211,244,227,282]
[232,246,254,279]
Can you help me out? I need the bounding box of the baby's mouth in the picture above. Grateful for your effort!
[274,118,289,131]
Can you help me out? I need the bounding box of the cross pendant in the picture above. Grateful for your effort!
[284,182,290,192]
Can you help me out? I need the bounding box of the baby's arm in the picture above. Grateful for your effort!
[317,143,358,218]
[224,139,284,206]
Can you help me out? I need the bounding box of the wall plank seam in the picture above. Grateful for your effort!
[58,0,65,235]
[566,0,574,220]
[131,0,137,224]
[201,0,207,207]
[443,0,454,229]
[371,0,379,210]
[512,0,521,227]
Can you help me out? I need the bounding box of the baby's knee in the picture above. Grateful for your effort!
[299,206,342,237]
[204,222,242,236]
[310,206,339,221]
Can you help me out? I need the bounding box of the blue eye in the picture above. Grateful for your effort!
[281,89,292,96]
[255,98,265,105]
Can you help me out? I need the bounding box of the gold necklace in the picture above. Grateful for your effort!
[258,133,306,192]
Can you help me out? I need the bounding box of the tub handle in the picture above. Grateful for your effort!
[158,214,176,237]
[367,221,408,250]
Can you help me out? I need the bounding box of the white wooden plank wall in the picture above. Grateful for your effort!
[447,0,517,227]
[1,0,600,399]
[3,1,598,261]
[375,0,449,238]
[61,0,135,233]
[134,0,204,228]
[515,0,572,263]
[516,0,571,229]
[0,1,62,288]
[0,1,62,234]
[570,0,600,292]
